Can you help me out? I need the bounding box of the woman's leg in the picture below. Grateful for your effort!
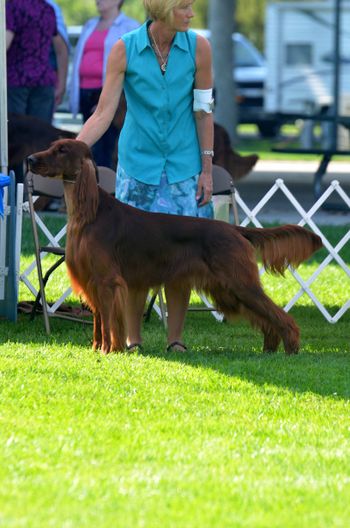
[125,287,149,347]
[28,86,55,123]
[164,283,191,350]
[7,87,29,115]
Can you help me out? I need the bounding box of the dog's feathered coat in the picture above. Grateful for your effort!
[28,139,322,354]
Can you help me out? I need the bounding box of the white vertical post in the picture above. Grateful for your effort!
[0,0,8,174]
[0,0,8,301]
[0,186,8,300]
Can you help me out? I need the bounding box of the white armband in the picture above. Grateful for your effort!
[193,88,214,113]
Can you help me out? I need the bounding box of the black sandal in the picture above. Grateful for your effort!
[166,341,187,352]
[126,343,143,352]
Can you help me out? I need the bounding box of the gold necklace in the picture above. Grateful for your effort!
[149,26,169,72]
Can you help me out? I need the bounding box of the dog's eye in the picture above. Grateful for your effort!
[58,145,67,154]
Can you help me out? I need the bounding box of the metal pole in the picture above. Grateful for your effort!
[0,0,8,174]
[26,173,51,334]
[331,0,341,150]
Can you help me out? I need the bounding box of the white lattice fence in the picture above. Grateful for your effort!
[20,199,71,315]
[19,179,350,323]
[236,178,350,323]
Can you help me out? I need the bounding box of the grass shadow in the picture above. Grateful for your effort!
[141,306,350,401]
[4,304,349,401]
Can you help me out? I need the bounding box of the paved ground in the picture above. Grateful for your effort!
[235,159,350,225]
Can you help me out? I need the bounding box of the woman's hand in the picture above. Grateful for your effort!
[196,170,213,206]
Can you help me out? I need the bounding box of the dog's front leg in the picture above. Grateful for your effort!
[93,312,102,351]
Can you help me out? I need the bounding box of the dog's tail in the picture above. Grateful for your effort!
[236,225,323,274]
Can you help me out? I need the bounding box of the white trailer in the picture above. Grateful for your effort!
[264,0,350,118]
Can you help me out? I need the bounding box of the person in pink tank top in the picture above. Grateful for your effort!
[72,0,139,168]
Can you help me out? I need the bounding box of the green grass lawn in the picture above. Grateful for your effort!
[236,124,350,161]
[1,217,349,527]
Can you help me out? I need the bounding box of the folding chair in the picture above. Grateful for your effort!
[144,164,239,326]
[96,166,116,195]
[211,164,240,225]
[22,166,116,334]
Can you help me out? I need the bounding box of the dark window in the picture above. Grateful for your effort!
[285,44,313,66]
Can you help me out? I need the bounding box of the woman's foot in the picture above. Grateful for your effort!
[126,342,143,353]
[166,341,187,352]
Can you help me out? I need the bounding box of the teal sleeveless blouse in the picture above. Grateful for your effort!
[119,21,201,185]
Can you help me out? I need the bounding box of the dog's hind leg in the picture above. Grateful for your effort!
[238,305,282,353]
[211,284,299,354]
[235,286,300,354]
[209,287,281,352]
[262,327,282,353]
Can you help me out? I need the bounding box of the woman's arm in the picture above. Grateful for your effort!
[194,34,214,206]
[77,39,126,147]
[53,34,69,108]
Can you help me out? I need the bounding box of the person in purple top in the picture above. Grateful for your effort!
[6,0,68,123]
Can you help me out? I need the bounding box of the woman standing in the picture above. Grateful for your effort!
[70,0,139,168]
[6,0,67,122]
[77,0,214,352]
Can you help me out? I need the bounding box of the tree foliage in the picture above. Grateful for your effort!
[55,0,208,27]
[236,0,265,50]
[56,0,308,51]
[52,0,270,51]
[54,0,98,26]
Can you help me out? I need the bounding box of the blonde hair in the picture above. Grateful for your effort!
[143,0,190,23]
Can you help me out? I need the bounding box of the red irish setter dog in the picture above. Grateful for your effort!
[27,139,322,355]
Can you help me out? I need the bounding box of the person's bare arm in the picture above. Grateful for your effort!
[194,35,214,206]
[52,34,69,108]
[6,30,14,50]
[77,40,126,147]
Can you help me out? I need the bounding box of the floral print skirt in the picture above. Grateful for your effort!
[115,164,213,219]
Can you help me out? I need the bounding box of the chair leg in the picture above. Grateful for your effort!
[158,288,167,329]
[30,255,65,321]
[27,179,51,334]
[230,185,240,225]
[144,292,157,322]
[144,289,167,328]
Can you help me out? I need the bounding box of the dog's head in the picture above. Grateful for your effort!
[27,139,94,182]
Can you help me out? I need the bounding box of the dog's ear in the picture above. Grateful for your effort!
[74,157,99,225]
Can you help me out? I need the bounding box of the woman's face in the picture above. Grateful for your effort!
[171,1,195,32]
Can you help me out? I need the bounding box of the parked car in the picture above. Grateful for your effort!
[62,26,279,137]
